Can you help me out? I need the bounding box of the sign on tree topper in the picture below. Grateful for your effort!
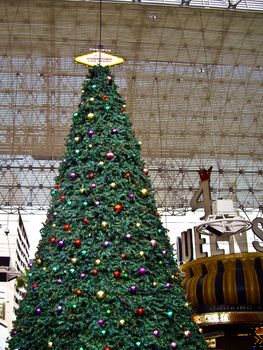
[75,51,124,67]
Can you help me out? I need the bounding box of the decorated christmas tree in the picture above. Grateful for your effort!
[9,64,207,350]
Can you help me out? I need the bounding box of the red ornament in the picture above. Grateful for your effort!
[55,184,61,189]
[82,217,89,223]
[88,172,94,179]
[91,269,98,276]
[106,151,114,160]
[64,224,71,231]
[33,283,38,289]
[142,168,149,175]
[50,237,56,244]
[124,172,131,178]
[113,270,121,278]
[114,204,123,212]
[60,195,65,201]
[76,290,82,296]
[105,347,110,350]
[107,76,113,85]
[102,95,108,100]
[137,308,144,315]
[74,239,81,247]
[120,253,126,259]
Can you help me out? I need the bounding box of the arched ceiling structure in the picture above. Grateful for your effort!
[0,0,263,214]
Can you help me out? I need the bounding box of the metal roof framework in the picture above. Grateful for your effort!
[0,0,263,215]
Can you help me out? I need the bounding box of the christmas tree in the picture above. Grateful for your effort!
[9,64,207,350]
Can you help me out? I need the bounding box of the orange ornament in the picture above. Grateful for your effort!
[114,204,123,212]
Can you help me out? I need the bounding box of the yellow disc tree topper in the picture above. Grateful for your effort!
[75,51,124,67]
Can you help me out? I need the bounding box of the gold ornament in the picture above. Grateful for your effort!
[87,112,95,120]
[71,258,77,264]
[101,221,109,229]
[119,319,125,326]
[136,223,141,228]
[89,97,94,102]
[48,341,53,348]
[141,188,148,196]
[110,182,117,189]
[88,144,93,149]
[36,259,42,266]
[43,267,47,271]
[153,281,158,287]
[74,136,80,142]
[96,290,106,299]
[98,161,104,166]
[171,274,176,280]
[95,259,101,266]
[139,251,145,256]
[79,187,85,194]
[52,224,56,228]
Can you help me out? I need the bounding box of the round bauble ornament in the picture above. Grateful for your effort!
[57,278,63,284]
[89,97,94,102]
[139,251,145,256]
[135,342,141,348]
[88,144,93,149]
[48,341,53,348]
[111,128,118,134]
[153,281,158,287]
[135,223,141,228]
[98,319,104,326]
[139,267,147,275]
[129,193,135,199]
[113,270,120,278]
[35,307,42,315]
[87,130,94,137]
[76,290,82,296]
[69,172,77,179]
[33,283,38,289]
[101,329,107,336]
[56,305,63,313]
[81,250,87,256]
[137,308,144,315]
[104,347,110,350]
[104,241,111,248]
[120,253,126,259]
[91,183,96,189]
[51,190,56,196]
[126,233,132,240]
[79,187,85,194]
[60,195,65,201]
[74,239,81,247]
[88,172,94,179]
[119,319,125,326]
[105,105,110,111]
[96,290,105,299]
[114,204,123,212]
[150,239,158,247]
[75,149,80,155]
[92,84,96,89]
[95,259,101,266]
[130,285,137,294]
[80,273,86,278]
[102,95,107,100]
[91,269,98,275]
[66,200,72,206]
[71,258,77,264]
[166,282,171,289]
[110,182,117,189]
[50,237,56,244]
[64,224,70,231]
[82,217,89,223]
[142,168,149,175]
[11,329,17,336]
[101,221,109,229]
[184,330,191,337]
[87,112,95,121]
[74,136,80,142]
[106,151,114,160]
[170,342,177,349]
[141,188,148,196]
[57,240,65,249]
[153,330,160,337]
[124,172,131,178]
[69,268,75,274]
[36,259,42,266]
[167,311,173,318]
[82,201,88,207]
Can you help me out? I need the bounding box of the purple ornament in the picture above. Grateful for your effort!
[106,151,114,160]
[111,128,118,134]
[28,262,33,269]
[80,273,86,278]
[129,285,137,294]
[139,267,147,276]
[35,307,42,315]
[103,241,111,248]
[87,130,94,137]
[165,282,171,289]
[57,240,65,249]
[69,172,76,179]
[126,234,132,240]
[153,330,160,337]
[129,193,135,199]
[11,328,17,336]
[91,183,97,189]
[57,278,63,284]
[170,342,177,349]
[56,305,63,313]
[98,319,104,326]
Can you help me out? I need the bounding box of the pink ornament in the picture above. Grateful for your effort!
[69,172,76,179]
[106,151,114,160]
[91,183,97,189]
[153,330,160,337]
[165,282,171,289]
[142,168,149,175]
[150,239,158,247]
[111,128,118,134]
[95,200,100,206]
[170,342,177,349]
[126,234,132,240]
[80,273,86,278]
[56,278,63,284]
[139,267,147,275]
[98,319,104,326]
